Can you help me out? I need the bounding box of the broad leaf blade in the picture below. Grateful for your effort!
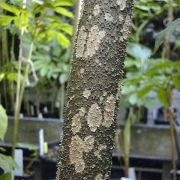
[0,105,8,140]
[0,2,20,15]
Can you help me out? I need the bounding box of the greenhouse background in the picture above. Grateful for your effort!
[0,0,180,179]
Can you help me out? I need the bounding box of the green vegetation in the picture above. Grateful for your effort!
[120,0,180,178]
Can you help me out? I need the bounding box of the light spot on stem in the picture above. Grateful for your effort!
[93,4,101,16]
[83,89,91,99]
[87,103,102,132]
[122,15,131,40]
[102,95,115,128]
[72,113,81,134]
[84,135,95,153]
[105,13,113,22]
[95,173,103,180]
[76,26,87,58]
[69,135,85,173]
[85,26,106,58]
[116,0,126,11]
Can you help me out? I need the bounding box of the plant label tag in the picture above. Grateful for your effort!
[13,149,23,177]
[39,128,44,156]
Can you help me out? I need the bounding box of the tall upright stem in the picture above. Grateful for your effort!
[167,93,177,180]
[12,30,34,157]
[12,28,25,157]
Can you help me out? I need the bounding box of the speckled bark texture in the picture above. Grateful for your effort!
[56,0,133,179]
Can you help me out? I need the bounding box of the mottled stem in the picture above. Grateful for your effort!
[56,0,133,179]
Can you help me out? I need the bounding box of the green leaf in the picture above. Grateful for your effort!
[129,94,138,105]
[154,18,180,53]
[59,73,69,84]
[6,73,17,81]
[0,105,8,140]
[173,74,180,89]
[136,84,153,98]
[157,88,168,107]
[127,43,152,61]
[59,23,73,36]
[0,154,18,174]
[57,33,70,48]
[0,15,14,26]
[54,7,74,18]
[0,73,5,81]
[0,172,12,180]
[0,2,20,15]
[53,0,75,7]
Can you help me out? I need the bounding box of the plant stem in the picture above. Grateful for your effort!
[162,0,173,59]
[60,83,65,121]
[12,28,25,157]
[123,108,132,177]
[12,32,34,156]
[167,92,177,180]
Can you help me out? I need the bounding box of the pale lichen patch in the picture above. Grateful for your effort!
[103,91,107,97]
[69,135,85,173]
[93,4,101,16]
[116,0,126,11]
[119,14,124,23]
[102,95,115,128]
[95,58,100,64]
[84,135,95,153]
[100,96,104,103]
[71,113,81,134]
[76,26,87,58]
[122,15,131,40]
[116,81,121,100]
[83,89,91,99]
[79,107,86,117]
[85,26,106,58]
[95,173,103,180]
[94,144,107,159]
[105,13,113,21]
[80,68,84,74]
[87,103,102,132]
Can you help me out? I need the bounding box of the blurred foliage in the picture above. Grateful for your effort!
[121,0,180,112]
[0,0,74,87]
[0,104,17,178]
[0,0,75,117]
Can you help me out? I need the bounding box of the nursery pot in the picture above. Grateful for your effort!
[15,171,35,180]
[111,166,124,179]
[170,170,180,180]
[40,141,59,180]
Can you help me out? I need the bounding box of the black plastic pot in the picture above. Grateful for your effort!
[0,144,35,158]
[171,170,180,180]
[42,112,59,119]
[154,119,169,125]
[110,166,124,179]
[15,171,35,180]
[40,141,59,180]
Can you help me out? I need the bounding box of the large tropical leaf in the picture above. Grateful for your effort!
[0,105,8,140]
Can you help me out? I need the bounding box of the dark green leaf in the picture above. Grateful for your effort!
[0,105,8,140]
[127,43,152,61]
[0,154,18,173]
[0,15,14,26]
[55,7,74,18]
[53,0,75,7]
[154,18,180,53]
[173,74,180,89]
[0,2,20,15]
[57,33,70,48]
[0,172,12,180]
[136,84,153,98]
[157,88,168,107]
